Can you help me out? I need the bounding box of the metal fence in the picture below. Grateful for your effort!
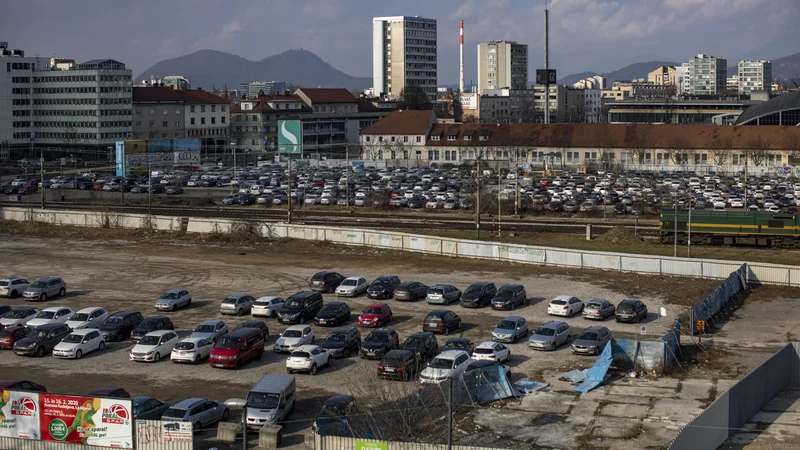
[670,343,800,449]
[2,206,799,287]
[0,420,191,450]
[690,264,751,334]
[315,434,513,450]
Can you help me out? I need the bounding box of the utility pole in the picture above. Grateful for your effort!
[148,159,152,218]
[346,143,350,211]
[673,203,678,257]
[232,144,237,194]
[287,155,293,224]
[514,150,520,216]
[688,195,692,258]
[447,377,453,450]
[497,169,502,235]
[36,134,45,209]
[475,154,481,239]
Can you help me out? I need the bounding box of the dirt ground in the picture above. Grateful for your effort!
[0,227,798,449]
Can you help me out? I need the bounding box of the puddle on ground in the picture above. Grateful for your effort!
[532,414,567,425]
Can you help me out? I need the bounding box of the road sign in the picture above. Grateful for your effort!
[278,120,302,154]
[536,69,557,85]
[640,325,647,335]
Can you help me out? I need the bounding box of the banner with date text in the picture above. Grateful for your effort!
[39,393,133,447]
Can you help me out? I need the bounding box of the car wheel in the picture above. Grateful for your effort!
[193,422,201,432]
[59,288,65,297]
[287,368,293,374]
[36,346,45,357]
[256,349,263,360]
[75,350,83,359]
[506,351,511,362]
[512,302,516,310]
[444,326,449,335]
[235,359,242,370]
[187,298,192,306]
[154,352,160,362]
[615,317,620,323]
[194,356,201,365]
[98,341,105,351]
[172,304,178,312]
[327,356,332,368]
[222,408,230,421]
[271,310,277,318]
[311,363,317,375]
[39,293,46,302]
[237,308,244,317]
[10,290,18,298]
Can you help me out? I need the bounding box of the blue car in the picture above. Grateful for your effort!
[222,194,241,205]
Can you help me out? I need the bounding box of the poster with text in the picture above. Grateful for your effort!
[0,390,40,439]
[39,394,133,448]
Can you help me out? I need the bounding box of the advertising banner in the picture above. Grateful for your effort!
[115,142,125,177]
[39,394,133,447]
[173,138,201,152]
[163,421,192,442]
[147,140,172,153]
[0,390,40,439]
[278,120,302,154]
[125,151,200,168]
[123,140,147,154]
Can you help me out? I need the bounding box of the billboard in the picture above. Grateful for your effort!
[147,140,172,153]
[39,394,133,447]
[278,120,302,154]
[0,390,40,439]
[123,140,147,154]
[173,139,201,152]
[536,69,557,85]
[126,151,200,168]
[115,142,125,177]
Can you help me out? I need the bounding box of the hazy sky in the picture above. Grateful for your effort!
[3,0,799,82]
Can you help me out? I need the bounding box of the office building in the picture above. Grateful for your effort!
[676,63,690,96]
[601,81,676,101]
[477,40,528,94]
[243,81,291,99]
[565,88,602,123]
[737,60,772,95]
[478,86,565,123]
[606,98,763,124]
[0,42,41,159]
[686,54,727,96]
[372,16,438,100]
[573,75,606,90]
[648,66,677,86]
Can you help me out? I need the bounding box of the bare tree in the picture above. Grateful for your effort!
[746,136,772,167]
[360,140,384,161]
[593,126,615,169]
[518,95,538,124]
[629,126,652,167]
[784,134,800,166]
[708,133,733,167]
[667,136,691,167]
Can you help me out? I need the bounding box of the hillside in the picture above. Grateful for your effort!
[136,49,372,91]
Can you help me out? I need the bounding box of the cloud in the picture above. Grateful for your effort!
[302,0,340,20]
[191,19,245,51]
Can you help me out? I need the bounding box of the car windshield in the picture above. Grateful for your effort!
[320,305,337,312]
[138,336,160,346]
[30,281,47,288]
[497,287,515,296]
[104,316,123,325]
[341,279,358,286]
[7,310,29,319]
[325,333,347,342]
[535,328,556,336]
[217,336,241,349]
[174,342,195,350]
[70,313,89,322]
[618,304,634,313]
[283,330,302,338]
[290,351,310,358]
[195,325,216,333]
[496,320,516,330]
[363,307,382,314]
[371,280,388,287]
[586,303,602,310]
[445,341,467,350]
[35,311,56,319]
[284,299,303,308]
[31,329,50,339]
[0,281,7,287]
[161,408,186,419]
[222,297,239,304]
[428,288,444,295]
[254,300,272,306]
[62,334,83,343]
[551,300,566,305]
[366,332,389,343]
[429,358,454,369]
[578,332,599,341]
[139,319,157,329]
[464,286,482,296]
[247,392,279,410]
[161,292,179,300]
[425,315,442,322]
[404,337,420,347]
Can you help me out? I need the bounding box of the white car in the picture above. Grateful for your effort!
[251,296,285,318]
[65,307,109,330]
[26,306,75,329]
[471,341,511,363]
[171,337,214,364]
[768,205,781,213]
[130,330,180,362]
[547,296,584,317]
[419,350,472,384]
[335,277,369,297]
[0,277,31,298]
[729,198,744,208]
[274,325,315,353]
[0,307,39,327]
[53,329,105,359]
[286,345,332,375]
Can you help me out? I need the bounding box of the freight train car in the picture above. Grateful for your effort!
[659,210,800,248]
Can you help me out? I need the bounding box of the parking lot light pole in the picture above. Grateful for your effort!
[223,398,248,450]
[673,203,678,257]
[688,195,692,258]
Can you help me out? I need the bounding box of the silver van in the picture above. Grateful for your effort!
[245,375,296,430]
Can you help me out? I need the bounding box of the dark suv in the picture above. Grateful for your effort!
[278,291,324,324]
[98,311,144,342]
[460,282,497,308]
[367,276,401,300]
[401,332,438,363]
[378,350,420,381]
[393,281,428,302]
[359,328,399,360]
[491,285,527,310]
[310,272,345,293]
[13,323,71,357]
[615,300,648,323]
[320,326,361,358]
[423,310,462,335]
[314,302,351,327]
[130,317,174,343]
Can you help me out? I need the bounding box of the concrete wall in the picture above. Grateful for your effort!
[0,420,191,450]
[315,434,513,450]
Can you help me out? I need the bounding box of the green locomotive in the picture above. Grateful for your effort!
[659,210,800,248]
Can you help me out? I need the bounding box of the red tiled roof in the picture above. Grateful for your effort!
[182,89,230,104]
[361,110,436,135]
[296,88,357,104]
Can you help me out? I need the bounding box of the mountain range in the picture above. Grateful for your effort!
[135,49,372,91]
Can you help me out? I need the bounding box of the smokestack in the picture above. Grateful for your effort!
[459,20,464,94]
[544,8,550,124]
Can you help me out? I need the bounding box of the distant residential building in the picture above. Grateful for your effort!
[231,94,305,151]
[243,81,291,99]
[49,57,75,71]
[601,81,675,101]
[359,110,436,162]
[686,54,727,96]
[161,75,190,90]
[479,86,565,123]
[565,88,602,123]
[372,16,438,100]
[648,66,676,86]
[738,60,772,95]
[477,40,528,94]
[606,98,763,124]
[727,75,739,92]
[573,75,606,90]
[676,63,690,96]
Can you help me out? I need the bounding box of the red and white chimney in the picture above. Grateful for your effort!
[459,20,464,94]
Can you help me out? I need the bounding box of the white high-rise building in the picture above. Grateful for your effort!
[676,63,690,96]
[477,40,528,94]
[737,60,772,95]
[372,16,438,100]
[686,54,727,96]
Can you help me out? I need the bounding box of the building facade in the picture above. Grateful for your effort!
[573,75,606,90]
[0,42,41,158]
[687,54,728,96]
[738,60,772,95]
[477,40,528,94]
[183,90,229,150]
[648,66,677,86]
[244,81,291,99]
[601,81,676,101]
[606,98,757,124]
[372,16,438,100]
[565,88,602,123]
[132,88,185,139]
[478,86,566,124]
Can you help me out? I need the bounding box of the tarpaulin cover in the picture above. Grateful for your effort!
[574,341,613,392]
[691,264,749,334]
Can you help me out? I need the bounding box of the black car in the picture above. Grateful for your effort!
[88,387,131,398]
[491,285,527,310]
[315,302,351,327]
[0,305,11,318]
[320,326,361,358]
[130,317,174,342]
[312,395,356,437]
[233,320,269,339]
[460,282,497,308]
[277,291,324,324]
[366,276,401,300]
[133,396,171,420]
[239,193,257,205]
[615,300,649,323]
[12,323,71,357]
[422,310,462,335]
[393,281,428,302]
[378,350,420,381]
[401,332,438,363]
[359,328,399,360]
[310,271,346,293]
[98,311,144,342]
[614,202,628,214]
[443,337,474,354]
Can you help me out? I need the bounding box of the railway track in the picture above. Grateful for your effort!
[0,201,661,237]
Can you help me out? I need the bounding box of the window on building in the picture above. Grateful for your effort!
[432,136,440,141]
[190,105,195,113]
[201,117,206,125]
[222,105,226,112]
[175,108,181,115]
[149,108,155,115]
[175,120,181,127]
[149,120,155,127]
[211,117,216,124]
[162,121,168,127]
[136,121,142,127]
[136,109,142,115]
[200,105,206,112]
[191,118,196,125]
[162,108,168,115]
[416,136,421,143]
[365,136,371,142]
[221,117,226,124]
[211,105,216,112]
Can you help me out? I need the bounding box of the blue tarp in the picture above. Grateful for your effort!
[564,342,613,393]
[691,264,749,334]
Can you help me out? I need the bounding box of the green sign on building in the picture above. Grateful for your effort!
[278,120,302,154]
[355,440,388,450]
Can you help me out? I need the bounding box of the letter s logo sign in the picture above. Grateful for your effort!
[281,122,298,145]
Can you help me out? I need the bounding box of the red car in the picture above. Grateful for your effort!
[357,304,392,328]
[0,380,47,392]
[0,325,27,350]
[209,328,265,369]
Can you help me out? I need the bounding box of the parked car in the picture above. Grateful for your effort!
[22,277,66,302]
[359,328,399,360]
[161,398,230,431]
[310,271,346,293]
[274,325,315,353]
[571,326,612,355]
[582,299,615,321]
[0,380,47,392]
[528,321,571,351]
[443,337,474,354]
[155,289,192,311]
[171,337,214,365]
[219,294,256,316]
[88,387,131,398]
[366,276,401,300]
[13,323,72,357]
[357,304,392,328]
[460,282,497,308]
[335,277,369,297]
[53,328,105,359]
[190,320,228,343]
[422,310,462,335]
[233,320,269,340]
[133,397,171,420]
[0,277,30,298]
[547,295,584,317]
[312,395,356,436]
[286,345,332,375]
[393,281,428,302]
[130,330,180,363]
[222,194,242,205]
[97,311,144,342]
[251,296,285,318]
[209,328,265,369]
[0,325,28,350]
[419,350,472,384]
[0,305,11,319]
[425,284,461,305]
[65,307,109,330]
[471,341,511,363]
[315,302,351,327]
[0,307,39,327]
[378,349,420,381]
[491,285,527,310]
[401,332,439,363]
[615,300,649,323]
[130,317,174,343]
[319,326,361,358]
[491,316,528,343]
[165,186,184,195]
[277,291,323,325]
[26,306,75,329]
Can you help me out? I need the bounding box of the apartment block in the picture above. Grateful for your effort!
[372,16,438,100]
[648,65,677,86]
[477,40,528,94]
[738,60,772,95]
[686,54,727,96]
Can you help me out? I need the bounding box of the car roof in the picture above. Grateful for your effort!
[256,296,281,301]
[431,284,452,288]
[427,310,451,316]
[324,395,354,407]
[10,306,36,312]
[108,310,137,317]
[164,289,184,294]
[324,301,347,307]
[467,281,492,287]
[501,316,524,322]
[343,276,363,280]
[179,337,206,343]
[582,326,609,333]
[467,360,505,369]
[142,316,168,321]
[330,326,356,334]
[553,295,575,301]
[225,294,249,299]
[374,276,396,281]
[225,328,261,338]
[236,320,264,326]
[435,349,468,359]
[31,323,67,330]
[74,307,104,313]
[383,349,411,357]
[365,303,387,309]
[0,380,28,388]
[475,341,500,349]
[144,330,175,337]
[619,299,640,304]
[407,332,434,339]
[34,277,60,282]
[587,298,609,303]
[172,398,207,408]
[289,291,319,299]
[445,337,471,343]
[285,324,310,331]
[538,321,567,329]
[0,277,25,282]
[498,284,523,289]
[369,328,394,334]
[197,319,223,325]
[69,328,99,335]
[41,306,70,312]
[294,345,321,352]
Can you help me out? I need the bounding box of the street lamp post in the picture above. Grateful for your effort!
[231,143,237,194]
[223,398,248,450]
[673,203,678,257]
